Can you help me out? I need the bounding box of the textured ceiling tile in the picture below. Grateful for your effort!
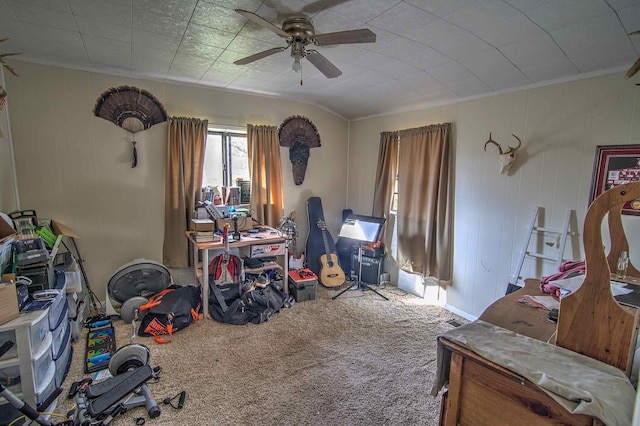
[516,58,579,83]
[501,33,579,76]
[458,49,530,90]
[374,60,421,78]
[425,24,494,60]
[367,37,432,62]
[315,44,369,64]
[76,16,132,43]
[205,0,263,13]
[525,0,611,32]
[216,49,252,65]
[400,71,446,93]
[369,2,438,38]
[133,28,181,52]
[83,34,131,65]
[7,1,77,31]
[184,23,237,50]
[107,0,132,6]
[201,60,245,82]
[447,77,492,98]
[502,0,553,12]
[351,51,390,70]
[608,0,640,10]
[68,0,133,27]
[309,10,368,34]
[176,43,224,63]
[403,47,453,71]
[132,8,188,39]
[619,3,640,34]
[317,0,401,24]
[8,0,71,13]
[24,24,89,63]
[427,60,475,85]
[226,34,284,56]
[551,12,635,71]
[403,0,472,18]
[167,53,214,79]
[132,0,197,21]
[192,2,246,33]
[443,0,520,34]
[131,44,173,74]
[473,12,545,48]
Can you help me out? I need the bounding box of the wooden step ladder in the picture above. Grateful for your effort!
[507,207,576,293]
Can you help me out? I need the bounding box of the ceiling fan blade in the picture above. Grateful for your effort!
[625,56,640,80]
[306,50,341,78]
[234,47,288,65]
[235,9,289,38]
[314,28,376,46]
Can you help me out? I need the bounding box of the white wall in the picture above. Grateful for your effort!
[4,61,348,299]
[348,72,640,319]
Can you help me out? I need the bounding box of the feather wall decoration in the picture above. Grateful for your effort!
[93,86,167,167]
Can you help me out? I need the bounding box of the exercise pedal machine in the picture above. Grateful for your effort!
[68,343,161,425]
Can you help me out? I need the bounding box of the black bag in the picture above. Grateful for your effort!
[208,281,287,325]
[138,285,202,341]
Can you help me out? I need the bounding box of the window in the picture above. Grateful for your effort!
[202,128,250,205]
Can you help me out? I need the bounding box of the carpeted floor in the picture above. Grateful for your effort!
[56,274,465,426]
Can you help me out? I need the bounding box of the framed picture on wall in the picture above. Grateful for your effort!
[589,144,640,215]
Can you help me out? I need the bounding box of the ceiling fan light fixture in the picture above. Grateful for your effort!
[292,56,302,73]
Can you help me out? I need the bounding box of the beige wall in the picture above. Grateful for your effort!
[5,62,640,319]
[349,72,640,319]
[0,69,18,213]
[4,61,348,300]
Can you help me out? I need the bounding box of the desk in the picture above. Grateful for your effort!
[186,227,286,318]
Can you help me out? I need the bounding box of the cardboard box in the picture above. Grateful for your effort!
[0,280,19,325]
[191,219,214,232]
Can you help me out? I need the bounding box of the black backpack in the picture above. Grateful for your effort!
[208,281,287,325]
[138,285,202,342]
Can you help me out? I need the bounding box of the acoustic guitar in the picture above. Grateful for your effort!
[316,220,346,287]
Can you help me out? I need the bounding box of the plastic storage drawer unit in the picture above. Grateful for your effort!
[51,320,70,360]
[54,333,73,387]
[0,331,53,393]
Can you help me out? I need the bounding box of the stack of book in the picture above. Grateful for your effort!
[191,231,216,242]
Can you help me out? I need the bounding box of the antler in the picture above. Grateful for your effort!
[503,134,522,154]
[483,132,503,154]
[484,133,522,155]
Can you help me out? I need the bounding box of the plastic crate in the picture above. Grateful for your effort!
[288,279,317,302]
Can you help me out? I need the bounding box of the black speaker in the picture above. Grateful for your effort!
[351,254,384,285]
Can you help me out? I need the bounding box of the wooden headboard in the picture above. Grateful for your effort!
[556,182,640,375]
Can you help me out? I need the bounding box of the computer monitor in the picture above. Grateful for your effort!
[338,214,386,243]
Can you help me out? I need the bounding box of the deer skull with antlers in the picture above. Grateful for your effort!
[484,133,522,175]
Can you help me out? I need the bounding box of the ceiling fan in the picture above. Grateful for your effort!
[233,9,376,79]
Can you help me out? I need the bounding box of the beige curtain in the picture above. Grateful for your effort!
[396,123,452,280]
[372,131,398,250]
[247,124,284,228]
[163,117,208,268]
